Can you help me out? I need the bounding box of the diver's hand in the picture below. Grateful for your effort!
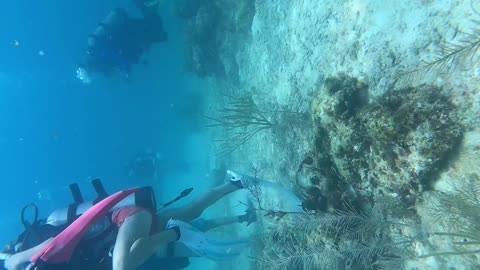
[4,253,25,270]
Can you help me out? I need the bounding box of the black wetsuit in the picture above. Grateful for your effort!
[129,152,158,179]
[84,2,167,77]
[85,11,140,76]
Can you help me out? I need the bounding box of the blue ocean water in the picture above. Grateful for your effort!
[4,1,479,270]
[0,0,209,247]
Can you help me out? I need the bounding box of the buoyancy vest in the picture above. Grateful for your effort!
[18,180,191,270]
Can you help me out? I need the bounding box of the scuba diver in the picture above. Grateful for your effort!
[77,1,167,83]
[133,0,160,16]
[126,150,161,180]
[1,174,258,270]
[126,150,190,181]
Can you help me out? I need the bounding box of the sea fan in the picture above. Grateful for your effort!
[204,94,276,157]
[399,20,480,80]
[422,174,480,258]
[472,0,480,16]
[256,197,416,270]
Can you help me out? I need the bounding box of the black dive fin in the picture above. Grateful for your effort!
[92,179,108,204]
[69,183,84,204]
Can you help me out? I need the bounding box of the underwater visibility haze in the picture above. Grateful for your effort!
[1,0,480,270]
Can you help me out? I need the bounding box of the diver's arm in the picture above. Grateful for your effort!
[4,238,53,270]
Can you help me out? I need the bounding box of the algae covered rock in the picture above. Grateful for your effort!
[311,75,371,197]
[311,74,463,203]
[313,75,369,123]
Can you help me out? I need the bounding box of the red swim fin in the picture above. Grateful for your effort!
[30,187,139,265]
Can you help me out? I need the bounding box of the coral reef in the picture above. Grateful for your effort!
[198,1,480,269]
[308,74,464,205]
[245,75,469,269]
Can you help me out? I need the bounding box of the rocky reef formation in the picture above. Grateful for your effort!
[307,74,464,207]
[255,74,467,269]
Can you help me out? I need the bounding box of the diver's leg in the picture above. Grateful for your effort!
[154,240,248,260]
[157,182,240,226]
[129,229,178,267]
[192,216,240,232]
[112,210,177,270]
[193,208,257,231]
[112,210,151,270]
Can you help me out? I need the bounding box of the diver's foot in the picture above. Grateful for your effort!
[238,208,257,226]
[227,170,255,189]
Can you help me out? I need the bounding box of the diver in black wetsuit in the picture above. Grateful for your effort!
[129,0,168,51]
[84,9,135,77]
[127,150,160,180]
[132,0,156,15]
[77,2,167,83]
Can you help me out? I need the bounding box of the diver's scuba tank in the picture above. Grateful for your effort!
[78,8,130,84]
[46,179,156,226]
[90,8,128,43]
[103,8,128,27]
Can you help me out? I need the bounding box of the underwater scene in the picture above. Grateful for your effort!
[1,0,480,269]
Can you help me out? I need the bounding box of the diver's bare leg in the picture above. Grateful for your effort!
[112,211,177,270]
[157,182,240,227]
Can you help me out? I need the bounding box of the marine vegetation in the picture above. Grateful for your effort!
[204,94,276,157]
[254,196,420,270]
[420,174,480,258]
[205,93,309,157]
[252,173,480,269]
[400,19,480,80]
